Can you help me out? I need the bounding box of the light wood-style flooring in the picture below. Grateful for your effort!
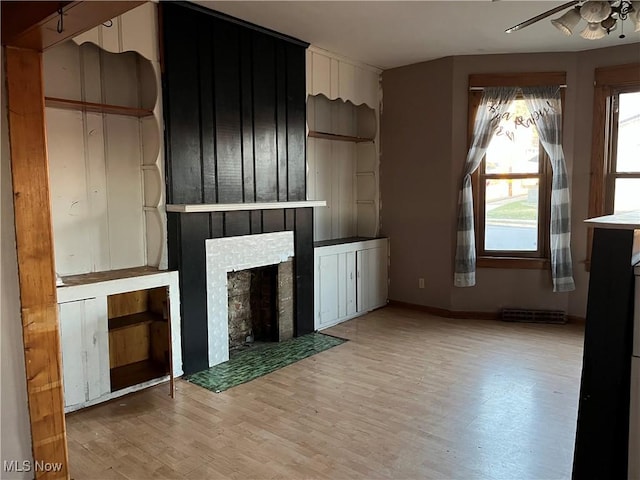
[66,306,584,479]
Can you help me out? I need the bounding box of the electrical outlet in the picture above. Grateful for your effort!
[419,278,425,289]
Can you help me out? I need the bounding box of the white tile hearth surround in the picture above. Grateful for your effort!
[205,231,295,366]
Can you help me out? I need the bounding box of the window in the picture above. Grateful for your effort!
[456,74,574,290]
[588,64,640,266]
[477,97,551,260]
[606,89,640,214]
[465,73,566,270]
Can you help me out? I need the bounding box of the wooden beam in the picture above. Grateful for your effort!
[1,1,145,51]
[5,46,69,480]
[1,2,72,46]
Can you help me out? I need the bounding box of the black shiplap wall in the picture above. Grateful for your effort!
[162,2,312,374]
[163,2,307,205]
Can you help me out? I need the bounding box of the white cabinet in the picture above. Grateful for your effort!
[57,268,182,412]
[314,238,388,330]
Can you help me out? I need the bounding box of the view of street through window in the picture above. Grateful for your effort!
[484,99,541,252]
[484,92,640,252]
[613,91,640,213]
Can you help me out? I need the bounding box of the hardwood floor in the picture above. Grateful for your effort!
[66,306,584,479]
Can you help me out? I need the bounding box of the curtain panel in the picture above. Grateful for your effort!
[522,85,575,292]
[454,86,518,287]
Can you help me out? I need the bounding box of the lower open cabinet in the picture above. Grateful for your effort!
[57,267,182,413]
[108,287,171,391]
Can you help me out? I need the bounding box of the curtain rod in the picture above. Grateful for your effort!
[469,85,567,91]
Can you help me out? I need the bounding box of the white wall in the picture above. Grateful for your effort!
[0,49,34,479]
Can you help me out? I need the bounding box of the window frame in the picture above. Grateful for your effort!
[476,127,552,260]
[587,64,640,269]
[467,72,566,270]
[604,86,640,213]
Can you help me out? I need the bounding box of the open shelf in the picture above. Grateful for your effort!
[108,311,160,331]
[45,96,154,117]
[110,359,168,392]
[308,130,374,143]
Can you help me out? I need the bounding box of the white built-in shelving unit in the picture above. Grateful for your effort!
[44,3,181,411]
[306,47,388,328]
[306,46,382,241]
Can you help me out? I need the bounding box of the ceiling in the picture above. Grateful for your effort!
[196,1,640,70]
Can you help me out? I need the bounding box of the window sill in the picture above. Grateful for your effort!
[477,256,550,270]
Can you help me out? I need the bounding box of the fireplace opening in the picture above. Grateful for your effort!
[227,260,294,354]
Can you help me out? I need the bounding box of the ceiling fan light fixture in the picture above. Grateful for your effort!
[551,7,582,35]
[601,15,617,32]
[580,1,613,23]
[506,0,634,40]
[580,21,608,39]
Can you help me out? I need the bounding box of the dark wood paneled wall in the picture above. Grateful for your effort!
[162,2,307,205]
[162,3,311,374]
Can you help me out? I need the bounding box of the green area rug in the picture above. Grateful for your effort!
[185,333,346,393]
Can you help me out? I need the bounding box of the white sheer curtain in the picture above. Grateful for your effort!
[522,86,575,292]
[454,87,518,287]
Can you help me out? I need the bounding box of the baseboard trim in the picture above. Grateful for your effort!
[388,300,586,324]
[387,300,500,320]
[567,315,586,325]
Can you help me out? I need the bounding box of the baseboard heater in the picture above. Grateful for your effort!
[501,308,567,324]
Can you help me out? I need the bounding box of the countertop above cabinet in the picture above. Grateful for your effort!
[314,236,387,248]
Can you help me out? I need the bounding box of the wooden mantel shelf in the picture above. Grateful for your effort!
[166,201,327,213]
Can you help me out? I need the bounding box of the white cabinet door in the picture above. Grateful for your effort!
[336,251,357,319]
[357,244,388,313]
[59,297,110,408]
[316,251,357,329]
[368,244,388,310]
[317,253,339,328]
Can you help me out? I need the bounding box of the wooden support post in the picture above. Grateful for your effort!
[5,46,69,479]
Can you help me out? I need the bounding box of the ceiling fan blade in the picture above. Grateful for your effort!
[505,0,580,33]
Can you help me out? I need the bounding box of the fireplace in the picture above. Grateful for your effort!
[227,260,294,352]
[205,231,295,366]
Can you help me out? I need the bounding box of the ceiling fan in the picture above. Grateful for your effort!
[505,1,640,39]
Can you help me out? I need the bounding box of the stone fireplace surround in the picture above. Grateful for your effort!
[205,231,295,366]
